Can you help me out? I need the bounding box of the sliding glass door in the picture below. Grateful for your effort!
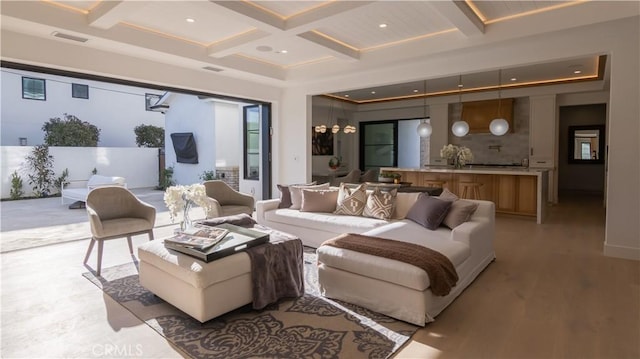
[360,121,397,171]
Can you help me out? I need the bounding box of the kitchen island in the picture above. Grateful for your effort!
[380,166,549,223]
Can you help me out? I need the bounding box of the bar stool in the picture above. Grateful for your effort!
[460,182,482,200]
[424,180,446,188]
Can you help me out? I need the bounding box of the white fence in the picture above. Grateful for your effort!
[1,146,160,199]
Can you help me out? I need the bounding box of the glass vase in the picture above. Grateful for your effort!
[180,200,194,232]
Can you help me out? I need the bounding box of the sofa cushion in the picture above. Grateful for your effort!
[277,181,316,209]
[406,194,452,230]
[334,183,367,216]
[264,208,388,235]
[438,188,479,229]
[363,188,397,220]
[391,192,421,219]
[300,189,339,213]
[289,183,329,210]
[318,220,470,291]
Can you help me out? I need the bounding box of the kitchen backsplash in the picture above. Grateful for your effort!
[448,97,530,165]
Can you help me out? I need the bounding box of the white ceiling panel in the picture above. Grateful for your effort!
[237,35,334,67]
[56,1,100,12]
[315,1,454,49]
[122,1,255,45]
[471,1,575,21]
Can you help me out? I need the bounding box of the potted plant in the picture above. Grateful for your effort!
[378,172,401,183]
[328,156,342,170]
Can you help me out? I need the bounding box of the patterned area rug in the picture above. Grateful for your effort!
[83,250,418,359]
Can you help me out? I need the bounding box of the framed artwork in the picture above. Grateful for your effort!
[311,127,334,156]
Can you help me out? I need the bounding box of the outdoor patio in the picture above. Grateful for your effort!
[0,187,208,253]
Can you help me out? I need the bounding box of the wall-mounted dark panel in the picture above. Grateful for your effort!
[170,132,198,164]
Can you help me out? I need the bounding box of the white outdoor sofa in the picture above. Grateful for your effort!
[61,175,126,205]
[255,192,495,326]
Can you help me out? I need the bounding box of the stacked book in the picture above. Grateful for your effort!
[164,223,270,262]
[165,225,230,251]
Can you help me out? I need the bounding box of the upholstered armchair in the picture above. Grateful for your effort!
[359,169,378,183]
[83,186,156,276]
[202,180,255,219]
[330,169,362,187]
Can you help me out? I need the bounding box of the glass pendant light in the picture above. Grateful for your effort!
[416,79,432,137]
[490,69,509,136]
[452,74,469,137]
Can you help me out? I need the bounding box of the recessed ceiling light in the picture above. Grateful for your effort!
[344,94,349,97]
[510,77,517,81]
[276,50,288,54]
[379,23,388,28]
[371,91,376,94]
[185,18,195,23]
[413,89,419,93]
[458,84,464,88]
[573,70,582,74]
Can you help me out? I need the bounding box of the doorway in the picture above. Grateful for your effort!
[558,104,606,199]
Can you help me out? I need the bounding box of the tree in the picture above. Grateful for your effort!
[134,124,165,148]
[25,145,55,197]
[42,113,100,146]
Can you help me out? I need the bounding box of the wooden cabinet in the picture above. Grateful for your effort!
[529,95,556,168]
[462,99,514,134]
[494,175,537,216]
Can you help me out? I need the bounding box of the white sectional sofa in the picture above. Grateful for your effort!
[255,191,495,326]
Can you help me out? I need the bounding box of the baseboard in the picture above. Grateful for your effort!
[604,243,640,261]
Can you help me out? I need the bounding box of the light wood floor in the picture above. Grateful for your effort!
[1,194,638,358]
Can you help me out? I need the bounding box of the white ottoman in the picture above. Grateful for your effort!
[138,240,252,322]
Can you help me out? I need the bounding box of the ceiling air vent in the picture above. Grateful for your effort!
[202,66,224,72]
[52,31,88,43]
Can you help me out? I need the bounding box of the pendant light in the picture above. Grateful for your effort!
[490,69,509,136]
[451,74,469,137]
[416,79,432,137]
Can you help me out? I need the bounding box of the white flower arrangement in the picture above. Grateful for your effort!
[440,144,474,168]
[164,184,212,222]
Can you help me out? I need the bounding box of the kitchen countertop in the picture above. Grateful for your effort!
[382,166,549,176]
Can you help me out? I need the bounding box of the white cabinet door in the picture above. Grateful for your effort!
[529,95,556,168]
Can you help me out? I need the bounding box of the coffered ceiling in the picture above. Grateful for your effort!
[1,1,637,101]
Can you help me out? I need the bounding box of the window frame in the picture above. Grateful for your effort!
[22,77,46,100]
[71,83,89,99]
[243,105,260,181]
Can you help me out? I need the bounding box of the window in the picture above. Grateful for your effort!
[22,77,46,100]
[72,83,89,99]
[360,121,398,171]
[145,93,161,111]
[243,105,260,180]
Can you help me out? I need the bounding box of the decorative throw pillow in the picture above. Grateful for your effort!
[392,192,421,219]
[277,182,316,208]
[438,188,459,201]
[442,200,479,229]
[405,193,452,230]
[438,188,478,229]
[334,183,367,216]
[363,188,397,220]
[289,183,329,210]
[300,189,339,213]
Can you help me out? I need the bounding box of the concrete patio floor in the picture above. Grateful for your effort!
[0,187,208,253]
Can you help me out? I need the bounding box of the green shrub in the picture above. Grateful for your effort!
[199,170,218,181]
[158,166,175,190]
[9,171,24,200]
[134,124,164,148]
[26,145,55,197]
[42,113,101,146]
[54,168,70,194]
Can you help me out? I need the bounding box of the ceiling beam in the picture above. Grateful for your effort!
[210,0,286,31]
[429,1,485,37]
[87,1,147,30]
[297,31,359,62]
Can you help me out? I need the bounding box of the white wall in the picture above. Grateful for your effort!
[397,119,421,168]
[0,68,164,147]
[214,101,241,168]
[0,146,158,198]
[164,95,215,185]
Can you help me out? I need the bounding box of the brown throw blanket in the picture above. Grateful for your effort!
[200,214,304,309]
[322,233,458,296]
